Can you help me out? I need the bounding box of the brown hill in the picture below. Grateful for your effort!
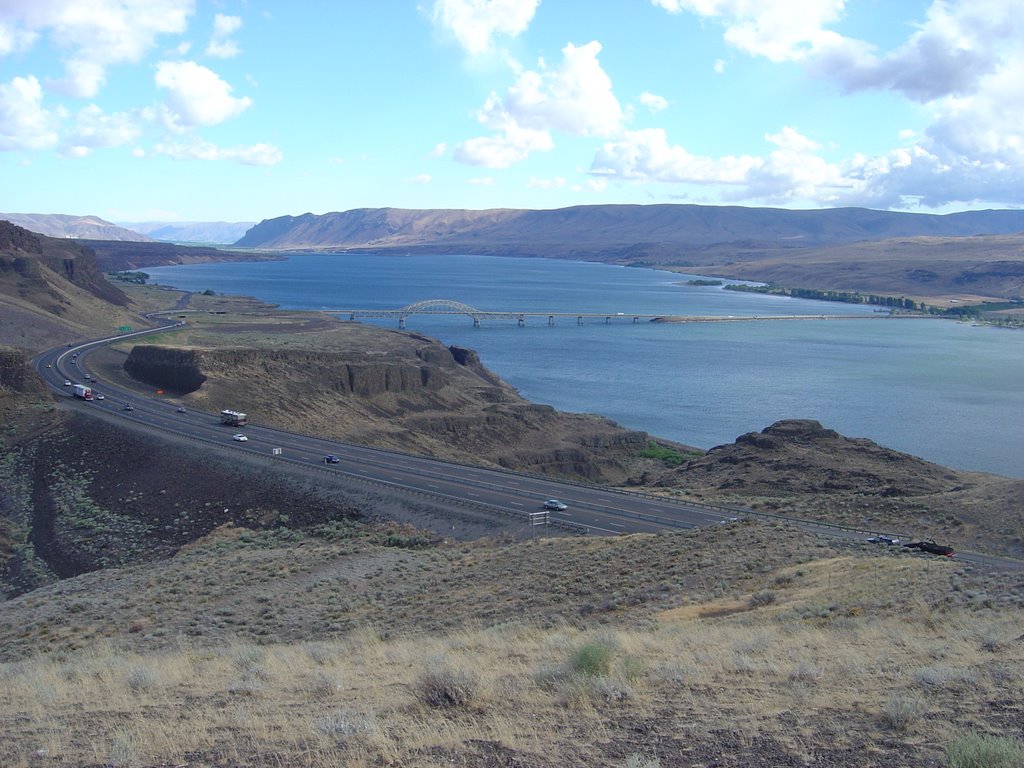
[232,205,1024,302]
[659,419,1024,556]
[82,238,283,271]
[0,212,152,241]
[681,234,1024,302]
[0,221,140,351]
[236,205,1024,253]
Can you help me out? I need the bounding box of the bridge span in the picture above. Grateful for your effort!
[324,299,910,329]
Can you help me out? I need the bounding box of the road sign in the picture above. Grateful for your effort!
[118,326,132,332]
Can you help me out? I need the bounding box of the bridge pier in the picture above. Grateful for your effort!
[548,315,554,326]
[633,316,639,323]
[606,316,611,324]
[399,317,406,329]
[577,316,583,325]
[473,316,480,327]
[517,315,525,327]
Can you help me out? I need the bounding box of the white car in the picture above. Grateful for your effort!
[543,499,568,511]
[232,433,248,442]
[95,393,105,400]
[63,380,72,386]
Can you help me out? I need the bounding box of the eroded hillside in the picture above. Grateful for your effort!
[100,306,664,483]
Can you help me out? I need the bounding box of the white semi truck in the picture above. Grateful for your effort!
[72,384,93,400]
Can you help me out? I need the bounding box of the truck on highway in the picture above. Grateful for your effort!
[72,384,93,401]
[220,409,247,427]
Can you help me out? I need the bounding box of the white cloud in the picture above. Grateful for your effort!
[155,60,252,129]
[455,40,624,168]
[652,0,846,62]
[153,139,282,165]
[206,13,242,59]
[713,58,725,74]
[0,75,58,150]
[0,0,195,98]
[430,142,448,157]
[527,176,566,189]
[467,176,494,185]
[63,103,142,154]
[406,173,432,183]
[430,0,539,55]
[591,127,763,185]
[0,22,36,57]
[811,0,1018,103]
[639,91,668,113]
[454,127,552,168]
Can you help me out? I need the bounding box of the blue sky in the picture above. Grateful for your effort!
[2,0,1022,222]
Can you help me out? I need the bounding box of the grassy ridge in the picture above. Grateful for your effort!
[1,521,1022,766]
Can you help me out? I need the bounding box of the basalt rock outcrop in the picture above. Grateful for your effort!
[124,346,208,394]
[661,419,965,497]
[120,336,660,483]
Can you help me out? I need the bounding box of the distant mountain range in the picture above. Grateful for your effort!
[233,204,1024,259]
[0,213,254,245]
[0,213,152,242]
[121,220,256,244]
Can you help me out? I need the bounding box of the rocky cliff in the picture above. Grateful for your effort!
[121,336,658,484]
[659,419,1024,555]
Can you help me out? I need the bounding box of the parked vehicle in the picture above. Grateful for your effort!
[72,384,93,401]
[221,409,247,427]
[903,540,955,557]
[866,535,900,545]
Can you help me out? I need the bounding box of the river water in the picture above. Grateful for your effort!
[145,253,1024,478]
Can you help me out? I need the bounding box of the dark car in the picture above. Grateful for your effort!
[904,540,955,557]
[866,535,900,545]
[122,403,134,411]
[324,454,340,464]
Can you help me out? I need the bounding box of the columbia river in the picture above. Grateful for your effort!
[146,253,1024,478]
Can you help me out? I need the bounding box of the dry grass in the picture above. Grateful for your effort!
[1,602,1021,767]
[1,524,1022,766]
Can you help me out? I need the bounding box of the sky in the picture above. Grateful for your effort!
[1,0,1023,223]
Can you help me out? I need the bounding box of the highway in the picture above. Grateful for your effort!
[32,320,1024,571]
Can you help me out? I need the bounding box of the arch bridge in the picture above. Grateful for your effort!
[330,298,655,328]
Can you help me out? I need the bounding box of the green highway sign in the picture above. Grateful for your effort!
[118,326,132,332]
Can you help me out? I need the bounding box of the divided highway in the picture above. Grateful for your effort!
[31,321,1024,571]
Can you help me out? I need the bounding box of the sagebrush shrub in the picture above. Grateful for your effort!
[881,693,926,731]
[416,664,478,709]
[946,732,1024,768]
[570,642,615,677]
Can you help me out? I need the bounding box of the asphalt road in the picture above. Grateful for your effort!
[31,320,1024,571]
